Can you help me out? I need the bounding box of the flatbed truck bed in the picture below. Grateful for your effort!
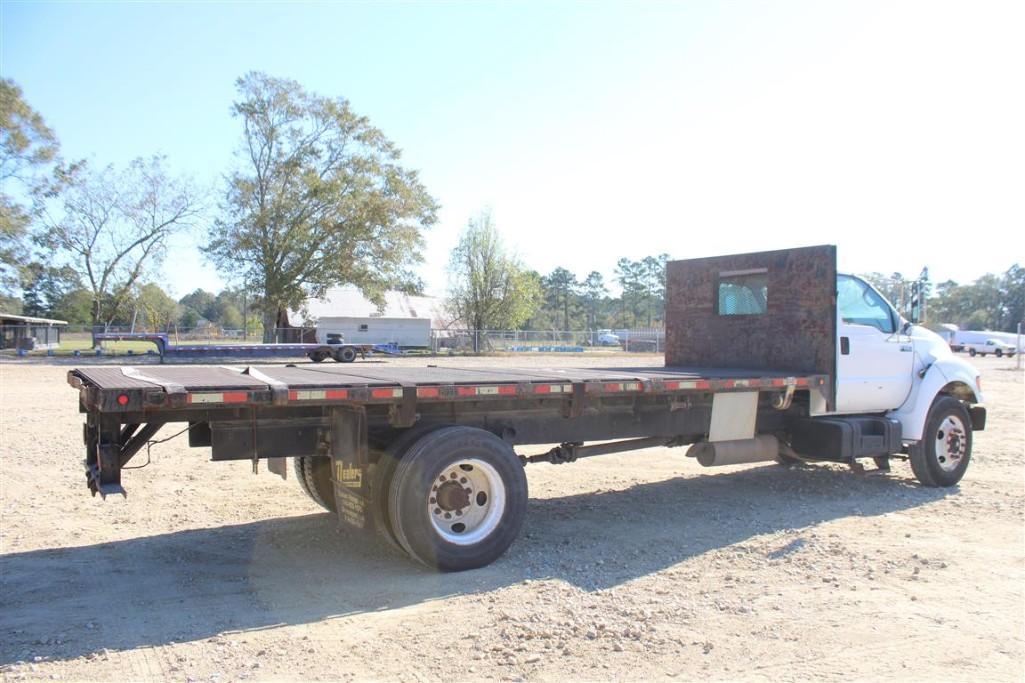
[66,246,985,571]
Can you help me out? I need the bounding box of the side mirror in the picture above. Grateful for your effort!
[902,320,914,335]
[908,280,923,324]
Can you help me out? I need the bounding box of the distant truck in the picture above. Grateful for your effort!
[964,338,1016,357]
[69,246,985,571]
[941,329,1023,354]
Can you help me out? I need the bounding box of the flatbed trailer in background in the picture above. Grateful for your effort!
[68,246,985,571]
[91,331,399,363]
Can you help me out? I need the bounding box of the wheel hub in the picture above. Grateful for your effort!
[435,480,470,511]
[427,459,506,545]
[935,415,967,472]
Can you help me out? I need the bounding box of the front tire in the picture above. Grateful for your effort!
[968,348,976,357]
[995,349,1003,357]
[387,426,527,571]
[909,396,972,487]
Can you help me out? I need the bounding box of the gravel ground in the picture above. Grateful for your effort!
[1,353,1022,681]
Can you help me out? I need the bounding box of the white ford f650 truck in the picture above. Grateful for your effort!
[69,245,985,570]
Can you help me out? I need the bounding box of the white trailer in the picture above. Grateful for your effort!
[316,316,431,348]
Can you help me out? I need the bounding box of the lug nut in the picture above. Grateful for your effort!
[434,507,441,515]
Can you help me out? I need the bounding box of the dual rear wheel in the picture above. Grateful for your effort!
[294,426,527,571]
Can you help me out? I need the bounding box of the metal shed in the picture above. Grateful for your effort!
[0,313,68,350]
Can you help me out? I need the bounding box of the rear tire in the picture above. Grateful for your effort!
[370,426,458,554]
[308,348,330,363]
[995,349,1003,357]
[335,346,358,363]
[968,348,976,357]
[294,456,336,511]
[387,426,527,571]
[909,396,972,487]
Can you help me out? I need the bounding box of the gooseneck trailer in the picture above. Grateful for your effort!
[90,331,399,363]
[68,246,986,571]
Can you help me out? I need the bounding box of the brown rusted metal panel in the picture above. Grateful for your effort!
[664,245,836,408]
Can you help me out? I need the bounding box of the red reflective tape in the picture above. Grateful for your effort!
[695,380,711,390]
[288,390,298,400]
[534,384,550,394]
[456,386,477,397]
[604,382,623,392]
[722,380,735,389]
[371,388,398,399]
[222,392,249,403]
[325,389,348,400]
[771,378,786,387]
[747,379,761,388]
[796,378,809,387]
[417,387,440,398]
[497,385,517,396]
[664,381,680,390]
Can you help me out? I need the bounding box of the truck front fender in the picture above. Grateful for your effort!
[889,360,984,441]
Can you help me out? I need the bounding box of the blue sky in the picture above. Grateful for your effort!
[3,1,1023,299]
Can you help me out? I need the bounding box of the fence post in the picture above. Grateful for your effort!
[1018,322,1022,371]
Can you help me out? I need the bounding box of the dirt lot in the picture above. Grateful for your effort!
[1,353,1022,681]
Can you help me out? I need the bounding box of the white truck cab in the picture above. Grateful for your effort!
[830,273,985,485]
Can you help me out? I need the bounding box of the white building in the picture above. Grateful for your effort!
[289,286,448,348]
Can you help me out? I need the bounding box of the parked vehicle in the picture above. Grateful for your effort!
[68,246,985,571]
[944,329,1023,354]
[965,338,1016,357]
[595,329,620,346]
[91,331,393,364]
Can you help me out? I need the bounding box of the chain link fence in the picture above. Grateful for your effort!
[3,323,666,355]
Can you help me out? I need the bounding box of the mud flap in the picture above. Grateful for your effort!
[329,406,376,533]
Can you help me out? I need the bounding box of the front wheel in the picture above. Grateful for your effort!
[387,426,527,571]
[909,396,972,487]
[308,347,331,363]
[995,349,1003,357]
[968,348,977,357]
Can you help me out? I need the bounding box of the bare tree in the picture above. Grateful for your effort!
[37,156,201,326]
[447,211,540,350]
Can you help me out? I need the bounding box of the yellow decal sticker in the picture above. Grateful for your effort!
[335,462,363,487]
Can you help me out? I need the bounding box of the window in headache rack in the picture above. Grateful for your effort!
[717,269,768,316]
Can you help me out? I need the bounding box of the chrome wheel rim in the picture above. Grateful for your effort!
[428,459,505,545]
[935,415,967,472]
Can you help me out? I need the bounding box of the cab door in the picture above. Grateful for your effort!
[834,275,915,413]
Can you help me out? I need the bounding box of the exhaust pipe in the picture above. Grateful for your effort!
[689,435,779,467]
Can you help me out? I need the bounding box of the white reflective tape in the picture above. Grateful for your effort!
[477,386,499,396]
[189,393,224,404]
[294,390,326,400]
